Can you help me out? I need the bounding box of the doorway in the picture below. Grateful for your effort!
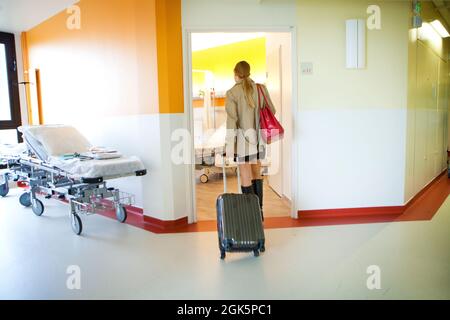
[185,31,296,222]
[0,32,21,144]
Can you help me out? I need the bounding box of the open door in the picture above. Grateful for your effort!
[265,33,293,203]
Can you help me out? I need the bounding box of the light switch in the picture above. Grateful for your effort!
[301,62,313,75]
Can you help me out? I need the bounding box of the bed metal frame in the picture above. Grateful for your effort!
[0,144,146,235]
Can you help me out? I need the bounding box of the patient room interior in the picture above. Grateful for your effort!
[190,32,293,221]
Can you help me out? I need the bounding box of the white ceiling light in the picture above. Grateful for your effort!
[430,20,450,38]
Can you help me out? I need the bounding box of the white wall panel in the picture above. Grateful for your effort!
[298,108,407,210]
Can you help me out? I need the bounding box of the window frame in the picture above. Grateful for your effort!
[0,32,22,140]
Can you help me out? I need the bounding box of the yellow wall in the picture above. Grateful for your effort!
[405,1,449,201]
[297,0,409,110]
[24,0,184,123]
[192,37,267,96]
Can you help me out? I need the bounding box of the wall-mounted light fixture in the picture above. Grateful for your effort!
[430,20,450,38]
[346,19,366,69]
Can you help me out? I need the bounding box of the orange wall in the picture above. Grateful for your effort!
[24,0,183,123]
[155,0,184,114]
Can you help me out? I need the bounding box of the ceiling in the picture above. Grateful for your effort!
[1,1,449,36]
[432,0,450,27]
[0,0,77,33]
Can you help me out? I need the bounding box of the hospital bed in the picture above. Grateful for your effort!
[0,125,147,235]
[194,124,271,183]
[194,124,238,183]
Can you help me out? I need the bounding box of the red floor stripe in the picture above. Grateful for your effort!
[95,173,450,234]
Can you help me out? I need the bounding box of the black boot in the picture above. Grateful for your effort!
[252,179,264,221]
[241,185,254,195]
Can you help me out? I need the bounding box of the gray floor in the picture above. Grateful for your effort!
[0,187,449,300]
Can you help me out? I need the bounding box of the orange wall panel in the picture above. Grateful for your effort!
[155,0,184,114]
[25,0,160,123]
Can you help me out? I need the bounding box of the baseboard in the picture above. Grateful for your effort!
[298,170,447,219]
[125,205,144,215]
[96,170,448,233]
[405,170,447,209]
[298,205,404,219]
[143,215,189,230]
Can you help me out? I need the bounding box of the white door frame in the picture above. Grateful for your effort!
[182,26,299,223]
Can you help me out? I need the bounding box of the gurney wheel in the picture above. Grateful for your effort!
[71,213,83,235]
[0,183,9,197]
[200,174,209,184]
[19,192,32,207]
[32,199,44,216]
[116,206,127,223]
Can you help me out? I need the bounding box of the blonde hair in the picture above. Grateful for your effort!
[234,61,256,108]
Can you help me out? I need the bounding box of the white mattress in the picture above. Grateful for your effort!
[49,156,145,179]
[194,124,226,151]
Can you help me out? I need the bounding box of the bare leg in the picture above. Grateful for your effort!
[251,162,262,180]
[239,163,253,187]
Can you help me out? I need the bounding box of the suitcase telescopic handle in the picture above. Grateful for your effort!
[222,154,241,194]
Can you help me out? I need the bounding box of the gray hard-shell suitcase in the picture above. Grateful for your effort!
[216,158,265,260]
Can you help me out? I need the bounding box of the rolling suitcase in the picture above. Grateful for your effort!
[216,157,265,260]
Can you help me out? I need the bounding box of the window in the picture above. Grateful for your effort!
[0,32,21,143]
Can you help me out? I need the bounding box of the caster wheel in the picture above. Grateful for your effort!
[19,192,32,207]
[220,250,226,260]
[116,205,127,223]
[200,174,209,184]
[260,246,266,253]
[71,213,83,235]
[0,183,9,197]
[253,250,260,257]
[31,199,44,216]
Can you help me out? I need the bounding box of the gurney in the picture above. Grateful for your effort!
[0,125,147,235]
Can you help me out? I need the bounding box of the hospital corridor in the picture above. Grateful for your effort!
[0,0,449,303]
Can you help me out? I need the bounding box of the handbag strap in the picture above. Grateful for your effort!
[256,84,269,109]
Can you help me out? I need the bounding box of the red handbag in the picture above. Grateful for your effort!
[257,84,285,144]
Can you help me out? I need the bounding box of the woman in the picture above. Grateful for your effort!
[225,61,276,221]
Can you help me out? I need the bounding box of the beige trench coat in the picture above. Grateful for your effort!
[225,79,276,161]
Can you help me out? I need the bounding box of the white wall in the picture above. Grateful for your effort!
[73,113,189,221]
[182,0,298,29]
